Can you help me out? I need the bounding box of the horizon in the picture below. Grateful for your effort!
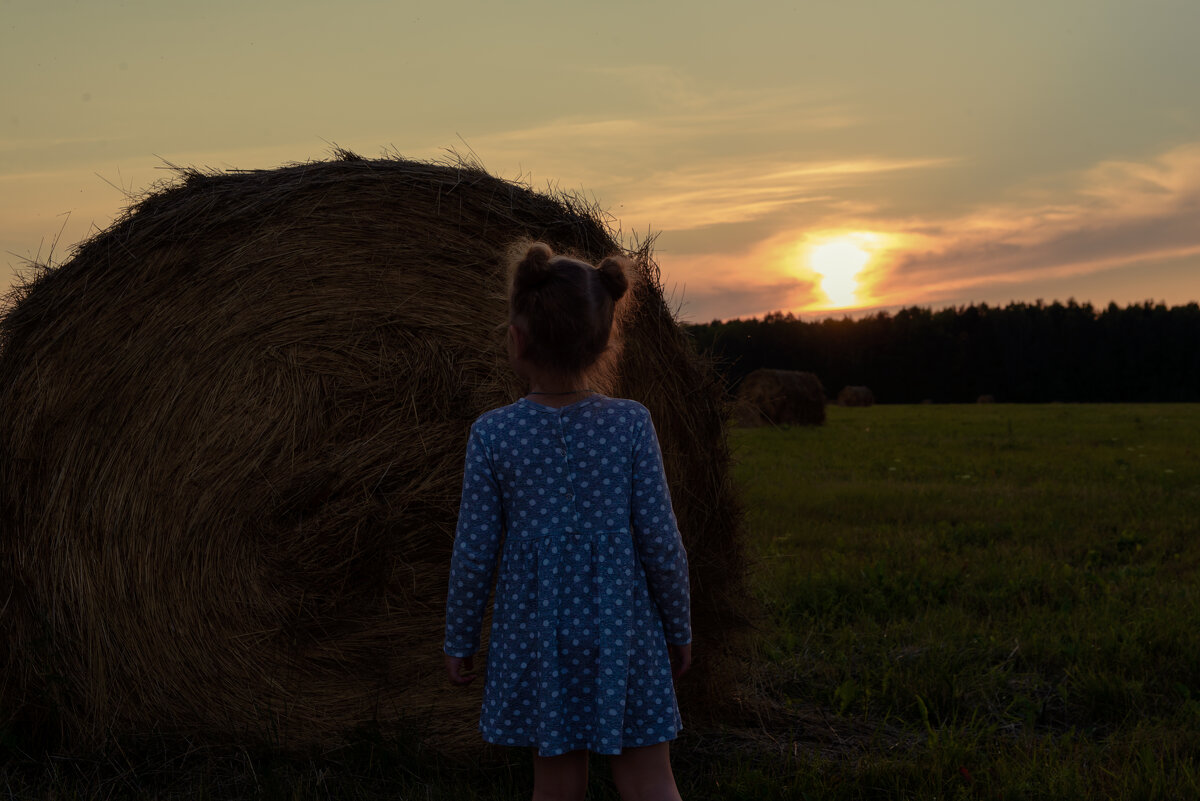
[4,0,1199,323]
[691,294,1200,326]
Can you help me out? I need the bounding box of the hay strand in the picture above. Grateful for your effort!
[0,154,746,752]
[734,369,826,427]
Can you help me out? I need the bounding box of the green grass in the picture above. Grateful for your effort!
[737,404,1200,799]
[4,404,1199,798]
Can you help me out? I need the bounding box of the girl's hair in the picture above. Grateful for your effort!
[508,241,631,375]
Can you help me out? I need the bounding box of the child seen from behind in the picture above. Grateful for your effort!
[444,242,692,801]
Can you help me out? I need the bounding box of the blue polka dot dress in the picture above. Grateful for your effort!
[443,394,692,756]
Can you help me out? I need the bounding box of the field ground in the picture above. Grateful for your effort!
[3,404,1199,799]
[731,403,1200,800]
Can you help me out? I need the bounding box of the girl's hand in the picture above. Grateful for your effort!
[669,643,692,679]
[445,654,476,686]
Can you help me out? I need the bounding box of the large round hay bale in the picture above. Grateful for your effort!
[734,369,825,426]
[837,385,875,406]
[0,154,745,751]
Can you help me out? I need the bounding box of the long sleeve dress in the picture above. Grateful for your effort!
[443,394,691,756]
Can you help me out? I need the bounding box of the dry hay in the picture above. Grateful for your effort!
[837,385,875,407]
[0,153,746,752]
[733,369,825,427]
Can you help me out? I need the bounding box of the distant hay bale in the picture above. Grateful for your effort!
[838,385,875,406]
[977,394,996,404]
[0,154,746,752]
[734,369,825,427]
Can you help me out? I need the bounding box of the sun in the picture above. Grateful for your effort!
[808,236,873,308]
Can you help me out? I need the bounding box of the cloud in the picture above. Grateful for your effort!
[651,238,825,323]
[672,272,822,324]
[453,79,940,237]
[437,74,965,320]
[650,142,1200,319]
[865,143,1200,306]
[619,155,953,232]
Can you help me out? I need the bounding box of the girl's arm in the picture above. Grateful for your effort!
[630,410,692,646]
[444,423,504,661]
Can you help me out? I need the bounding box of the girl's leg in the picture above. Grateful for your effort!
[610,742,682,801]
[532,749,589,801]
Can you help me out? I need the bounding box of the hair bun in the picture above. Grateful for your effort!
[596,255,630,302]
[513,242,556,293]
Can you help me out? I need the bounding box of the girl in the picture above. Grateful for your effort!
[444,242,692,801]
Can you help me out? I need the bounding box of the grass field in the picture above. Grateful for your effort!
[735,403,1200,800]
[3,404,1199,799]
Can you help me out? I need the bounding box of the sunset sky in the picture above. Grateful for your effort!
[3,0,1199,322]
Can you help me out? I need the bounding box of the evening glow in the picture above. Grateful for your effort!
[808,237,873,308]
[4,2,1199,321]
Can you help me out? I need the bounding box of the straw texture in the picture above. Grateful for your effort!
[0,153,745,752]
[734,369,826,427]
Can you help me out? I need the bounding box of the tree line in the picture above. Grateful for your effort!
[684,300,1200,403]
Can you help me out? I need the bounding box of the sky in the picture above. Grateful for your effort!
[3,0,1199,323]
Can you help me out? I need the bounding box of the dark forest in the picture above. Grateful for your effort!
[685,300,1200,403]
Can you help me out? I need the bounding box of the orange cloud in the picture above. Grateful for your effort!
[658,143,1200,321]
[614,156,953,232]
[868,143,1200,307]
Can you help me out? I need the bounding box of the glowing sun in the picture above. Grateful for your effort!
[808,237,872,308]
